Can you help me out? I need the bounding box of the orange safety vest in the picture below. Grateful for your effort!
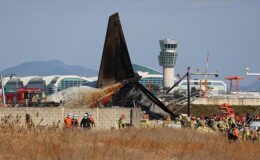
[143,114,149,120]
[64,117,72,128]
[233,128,239,137]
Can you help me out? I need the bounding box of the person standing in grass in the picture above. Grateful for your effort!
[118,114,126,129]
[80,113,92,129]
[25,114,34,129]
[228,124,239,143]
[64,112,72,128]
[88,112,96,128]
[163,114,171,128]
[242,127,250,141]
[71,114,79,128]
[140,111,151,128]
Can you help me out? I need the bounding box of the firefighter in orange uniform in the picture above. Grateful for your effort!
[64,113,72,128]
[163,114,171,127]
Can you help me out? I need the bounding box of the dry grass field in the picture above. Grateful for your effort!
[0,123,259,160]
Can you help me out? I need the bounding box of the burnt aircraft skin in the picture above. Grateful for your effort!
[108,82,176,118]
[97,13,135,88]
[97,13,176,118]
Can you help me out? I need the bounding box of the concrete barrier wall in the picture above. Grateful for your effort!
[0,107,143,129]
[193,97,260,106]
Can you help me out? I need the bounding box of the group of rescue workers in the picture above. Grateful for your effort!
[24,110,260,143]
[138,111,260,143]
[64,112,96,129]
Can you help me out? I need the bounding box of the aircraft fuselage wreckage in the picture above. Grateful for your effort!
[46,13,176,119]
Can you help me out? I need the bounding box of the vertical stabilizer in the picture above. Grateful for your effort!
[97,13,135,88]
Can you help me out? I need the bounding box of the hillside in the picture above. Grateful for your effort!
[0,60,98,77]
[243,80,260,91]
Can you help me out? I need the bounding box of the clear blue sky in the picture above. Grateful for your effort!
[0,0,260,85]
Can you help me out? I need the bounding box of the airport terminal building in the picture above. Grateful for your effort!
[133,64,164,89]
[1,75,95,95]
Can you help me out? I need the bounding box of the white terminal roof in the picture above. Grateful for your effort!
[2,75,97,86]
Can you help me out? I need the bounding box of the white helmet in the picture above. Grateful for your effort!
[67,112,71,116]
[73,114,78,119]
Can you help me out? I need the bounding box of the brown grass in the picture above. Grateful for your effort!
[0,123,259,160]
[191,104,260,116]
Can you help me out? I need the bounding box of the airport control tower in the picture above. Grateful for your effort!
[158,38,178,89]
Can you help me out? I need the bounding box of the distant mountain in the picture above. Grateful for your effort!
[244,80,260,91]
[0,60,98,77]
[239,80,260,92]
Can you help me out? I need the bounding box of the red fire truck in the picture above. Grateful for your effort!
[0,87,42,106]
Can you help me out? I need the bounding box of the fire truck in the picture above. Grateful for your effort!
[0,87,43,106]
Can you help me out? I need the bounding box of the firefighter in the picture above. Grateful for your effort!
[140,111,151,128]
[257,129,260,142]
[64,112,72,128]
[88,112,96,128]
[242,127,250,141]
[80,114,92,129]
[25,114,34,129]
[217,119,224,132]
[212,117,219,131]
[190,116,197,129]
[228,116,237,129]
[118,114,126,129]
[250,129,259,143]
[228,124,239,143]
[163,114,171,128]
[71,114,79,128]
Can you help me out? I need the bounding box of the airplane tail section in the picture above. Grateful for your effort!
[96,13,176,118]
[97,13,135,88]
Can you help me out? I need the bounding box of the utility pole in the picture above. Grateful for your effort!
[187,67,191,116]
[0,75,6,107]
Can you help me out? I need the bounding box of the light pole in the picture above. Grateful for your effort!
[187,67,191,116]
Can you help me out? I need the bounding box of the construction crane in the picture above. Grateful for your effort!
[194,52,219,97]
[224,76,244,94]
